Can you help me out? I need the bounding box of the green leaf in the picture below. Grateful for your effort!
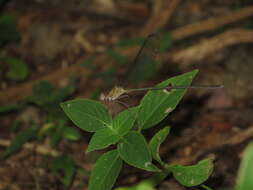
[89,149,122,190]
[86,128,120,153]
[3,127,37,158]
[138,70,198,130]
[117,131,160,172]
[170,158,213,187]
[149,126,170,165]
[86,107,138,153]
[1,57,28,80]
[51,154,75,186]
[63,127,80,141]
[0,14,19,44]
[114,179,156,190]
[236,141,253,190]
[29,78,77,111]
[60,99,112,132]
[113,107,138,135]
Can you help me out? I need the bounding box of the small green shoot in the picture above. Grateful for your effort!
[61,70,214,190]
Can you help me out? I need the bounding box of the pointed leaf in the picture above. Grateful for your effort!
[89,150,122,190]
[113,107,138,135]
[86,128,120,153]
[87,107,138,153]
[170,158,213,187]
[138,70,198,130]
[60,99,112,132]
[117,131,160,172]
[149,126,170,165]
[236,141,253,190]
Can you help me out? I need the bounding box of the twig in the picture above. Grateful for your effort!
[171,5,253,40]
[172,28,253,65]
[0,62,90,104]
[0,139,60,157]
[140,0,181,36]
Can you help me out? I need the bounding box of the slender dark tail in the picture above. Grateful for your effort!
[128,84,224,92]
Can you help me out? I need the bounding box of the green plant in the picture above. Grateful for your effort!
[61,70,214,190]
[2,79,80,186]
[235,141,253,190]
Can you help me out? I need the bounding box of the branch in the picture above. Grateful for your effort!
[172,28,253,65]
[171,5,253,40]
[140,0,182,36]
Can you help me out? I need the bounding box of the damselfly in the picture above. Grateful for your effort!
[100,33,223,113]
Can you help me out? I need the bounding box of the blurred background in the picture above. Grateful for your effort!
[0,0,253,189]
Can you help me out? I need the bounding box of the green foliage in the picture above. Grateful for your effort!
[0,14,19,45]
[51,154,76,186]
[64,105,137,152]
[61,70,213,190]
[0,57,28,80]
[138,70,198,130]
[3,127,38,158]
[61,99,112,132]
[149,126,170,165]
[169,159,214,187]
[89,150,122,190]
[28,79,77,115]
[118,131,160,172]
[114,179,156,190]
[235,141,253,190]
[2,79,80,187]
